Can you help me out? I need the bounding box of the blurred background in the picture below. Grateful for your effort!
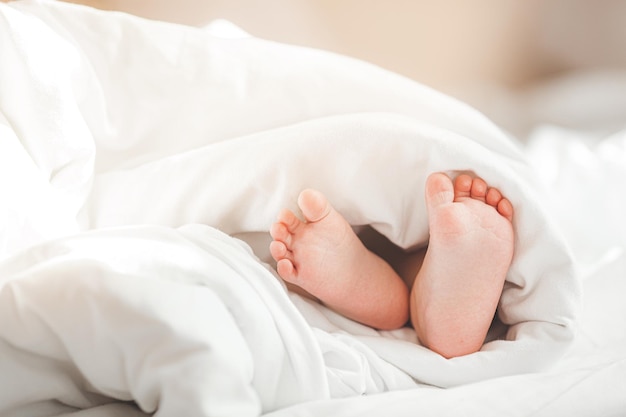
[61,0,626,137]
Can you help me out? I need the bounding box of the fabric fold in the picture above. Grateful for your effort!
[0,1,581,414]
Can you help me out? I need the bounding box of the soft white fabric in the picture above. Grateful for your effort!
[0,1,584,416]
[265,125,626,417]
[0,225,327,416]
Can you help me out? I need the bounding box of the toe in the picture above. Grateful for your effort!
[497,198,514,222]
[425,173,455,209]
[485,187,502,208]
[470,177,488,202]
[276,259,297,282]
[270,222,292,246]
[269,240,290,261]
[454,174,473,199]
[298,189,332,223]
[276,208,301,233]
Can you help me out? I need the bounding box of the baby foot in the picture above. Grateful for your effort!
[411,173,514,358]
[270,189,409,329]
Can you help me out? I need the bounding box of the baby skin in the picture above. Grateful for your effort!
[269,173,514,358]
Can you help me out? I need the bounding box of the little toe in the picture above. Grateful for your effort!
[276,258,297,282]
[454,174,473,199]
[425,173,455,209]
[298,189,332,223]
[470,177,488,202]
[497,198,514,222]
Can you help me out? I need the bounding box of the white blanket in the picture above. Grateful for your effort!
[0,1,581,416]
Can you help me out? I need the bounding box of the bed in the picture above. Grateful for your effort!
[1,1,625,416]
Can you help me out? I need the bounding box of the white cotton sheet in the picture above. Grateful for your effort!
[0,225,329,416]
[2,1,619,416]
[264,126,626,417]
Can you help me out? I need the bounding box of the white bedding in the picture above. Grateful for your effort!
[0,1,624,416]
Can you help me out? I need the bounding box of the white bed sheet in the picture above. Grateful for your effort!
[0,1,624,416]
[266,125,626,417]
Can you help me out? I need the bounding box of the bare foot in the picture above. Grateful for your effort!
[411,173,514,358]
[269,189,409,330]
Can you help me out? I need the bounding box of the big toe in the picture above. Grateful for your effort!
[298,189,332,223]
[425,173,455,210]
